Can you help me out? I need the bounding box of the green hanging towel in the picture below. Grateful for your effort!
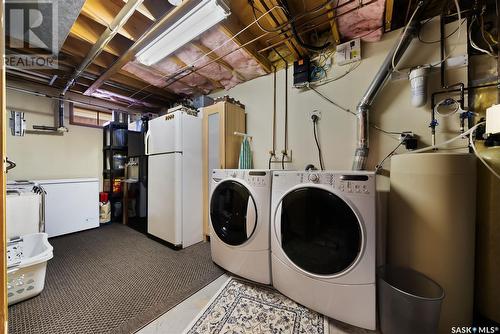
[238,137,253,169]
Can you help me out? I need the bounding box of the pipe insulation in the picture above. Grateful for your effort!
[352,0,429,170]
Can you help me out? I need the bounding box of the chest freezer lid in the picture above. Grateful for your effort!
[34,178,99,185]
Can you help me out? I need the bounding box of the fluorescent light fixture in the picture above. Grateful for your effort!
[136,0,230,66]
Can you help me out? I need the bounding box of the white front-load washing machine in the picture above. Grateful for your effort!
[271,171,377,330]
[209,169,272,284]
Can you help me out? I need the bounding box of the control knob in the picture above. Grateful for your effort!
[308,173,319,183]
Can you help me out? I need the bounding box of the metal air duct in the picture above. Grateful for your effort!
[352,1,429,170]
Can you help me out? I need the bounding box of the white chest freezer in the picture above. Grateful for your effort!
[35,178,99,237]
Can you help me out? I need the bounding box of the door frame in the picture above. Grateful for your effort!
[1,1,9,332]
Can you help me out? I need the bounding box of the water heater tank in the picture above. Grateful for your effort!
[475,144,500,323]
[388,153,476,334]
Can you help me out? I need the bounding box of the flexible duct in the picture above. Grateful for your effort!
[352,1,429,170]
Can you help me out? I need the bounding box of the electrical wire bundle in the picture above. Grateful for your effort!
[392,0,462,72]
[469,13,498,58]
[249,0,332,51]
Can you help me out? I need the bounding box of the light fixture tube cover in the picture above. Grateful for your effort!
[137,0,230,66]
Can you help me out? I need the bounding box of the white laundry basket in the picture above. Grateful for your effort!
[7,233,53,305]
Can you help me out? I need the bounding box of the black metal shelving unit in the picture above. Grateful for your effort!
[103,122,128,222]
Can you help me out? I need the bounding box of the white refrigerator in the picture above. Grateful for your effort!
[145,108,203,248]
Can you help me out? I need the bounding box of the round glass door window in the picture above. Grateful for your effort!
[279,187,362,275]
[210,181,258,246]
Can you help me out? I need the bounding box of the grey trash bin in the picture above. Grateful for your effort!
[378,265,444,334]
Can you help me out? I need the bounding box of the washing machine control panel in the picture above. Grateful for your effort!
[245,171,270,187]
[297,172,374,195]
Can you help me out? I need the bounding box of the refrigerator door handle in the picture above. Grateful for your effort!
[144,130,151,156]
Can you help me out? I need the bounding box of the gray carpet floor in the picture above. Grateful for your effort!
[8,223,224,334]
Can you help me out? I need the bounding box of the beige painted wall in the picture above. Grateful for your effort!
[6,88,103,185]
[210,20,468,177]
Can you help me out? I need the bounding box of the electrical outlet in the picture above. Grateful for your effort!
[310,110,321,121]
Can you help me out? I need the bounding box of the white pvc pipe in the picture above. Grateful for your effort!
[408,123,481,154]
[407,122,500,181]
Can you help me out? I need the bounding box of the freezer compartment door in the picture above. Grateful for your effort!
[147,153,182,245]
[147,114,181,155]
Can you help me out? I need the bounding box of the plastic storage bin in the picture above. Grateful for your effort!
[378,265,444,334]
[113,129,127,147]
[7,233,53,305]
[113,154,127,170]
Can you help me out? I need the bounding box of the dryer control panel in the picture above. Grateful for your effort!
[291,171,375,195]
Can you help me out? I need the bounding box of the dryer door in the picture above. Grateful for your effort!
[279,187,362,276]
[210,180,257,246]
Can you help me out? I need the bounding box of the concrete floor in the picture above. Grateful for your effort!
[136,274,379,334]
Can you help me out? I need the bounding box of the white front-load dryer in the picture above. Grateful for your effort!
[271,171,377,330]
[210,169,272,284]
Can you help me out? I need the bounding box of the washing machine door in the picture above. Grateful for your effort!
[210,180,257,246]
[278,187,362,276]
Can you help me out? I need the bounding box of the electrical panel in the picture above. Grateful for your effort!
[335,38,361,66]
[293,58,311,88]
[9,111,26,136]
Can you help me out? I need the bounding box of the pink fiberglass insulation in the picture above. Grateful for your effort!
[153,57,215,94]
[175,44,243,90]
[92,89,157,109]
[123,62,167,88]
[122,61,195,96]
[199,27,267,83]
[336,0,385,42]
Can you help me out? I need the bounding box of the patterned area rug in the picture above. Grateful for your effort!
[184,277,329,334]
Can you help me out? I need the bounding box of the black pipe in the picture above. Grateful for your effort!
[433,1,466,141]
[440,3,446,88]
[33,125,58,131]
[58,95,64,129]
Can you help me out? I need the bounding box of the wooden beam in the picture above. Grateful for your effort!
[81,0,152,42]
[141,0,173,21]
[257,0,304,58]
[326,3,341,44]
[61,36,117,69]
[84,1,199,96]
[69,15,132,57]
[113,71,178,99]
[385,0,395,31]
[62,0,145,95]
[57,52,177,101]
[219,7,273,73]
